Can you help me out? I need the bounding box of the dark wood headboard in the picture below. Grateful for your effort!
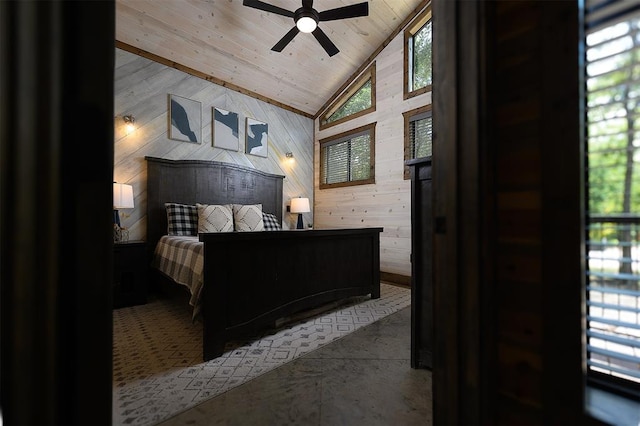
[145,156,284,255]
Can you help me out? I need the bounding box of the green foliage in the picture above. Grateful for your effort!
[412,20,432,91]
[587,21,640,217]
[326,80,372,124]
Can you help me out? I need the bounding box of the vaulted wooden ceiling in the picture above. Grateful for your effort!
[116,0,426,117]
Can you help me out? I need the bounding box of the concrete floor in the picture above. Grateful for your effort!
[157,306,432,426]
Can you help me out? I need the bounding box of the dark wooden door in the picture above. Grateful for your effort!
[407,156,433,369]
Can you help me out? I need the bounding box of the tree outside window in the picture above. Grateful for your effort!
[404,5,432,99]
[320,63,376,130]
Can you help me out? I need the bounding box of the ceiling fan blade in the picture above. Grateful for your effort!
[319,2,368,21]
[312,27,339,57]
[242,0,294,18]
[272,26,300,52]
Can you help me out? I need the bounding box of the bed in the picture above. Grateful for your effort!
[145,156,382,361]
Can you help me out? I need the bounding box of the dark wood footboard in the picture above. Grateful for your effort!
[145,156,382,362]
[200,227,382,360]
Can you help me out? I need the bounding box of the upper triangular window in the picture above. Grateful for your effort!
[319,63,376,130]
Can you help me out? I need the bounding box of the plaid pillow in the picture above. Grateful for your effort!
[165,202,198,236]
[262,212,281,231]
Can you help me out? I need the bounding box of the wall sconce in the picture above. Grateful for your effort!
[123,115,136,133]
[286,152,294,164]
[290,197,310,229]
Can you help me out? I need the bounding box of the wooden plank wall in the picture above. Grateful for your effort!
[489,2,584,423]
[114,48,314,240]
[432,0,586,424]
[314,19,431,279]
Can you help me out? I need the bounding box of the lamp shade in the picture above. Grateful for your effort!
[113,183,134,209]
[290,197,310,213]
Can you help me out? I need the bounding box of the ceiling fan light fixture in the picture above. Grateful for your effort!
[243,0,369,56]
[295,7,318,34]
[296,15,317,33]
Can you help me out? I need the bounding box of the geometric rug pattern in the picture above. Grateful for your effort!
[113,283,411,426]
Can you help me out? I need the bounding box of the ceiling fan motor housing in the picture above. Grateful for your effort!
[295,7,319,25]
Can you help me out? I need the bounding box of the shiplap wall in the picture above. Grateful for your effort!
[114,48,314,241]
[314,31,431,278]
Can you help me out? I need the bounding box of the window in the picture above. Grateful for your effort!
[404,4,432,100]
[319,63,376,130]
[319,123,375,189]
[585,0,640,399]
[403,105,433,179]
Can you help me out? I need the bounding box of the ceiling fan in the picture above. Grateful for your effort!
[242,0,369,57]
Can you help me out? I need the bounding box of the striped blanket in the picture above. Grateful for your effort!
[152,235,204,320]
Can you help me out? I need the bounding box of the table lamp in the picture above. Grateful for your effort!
[290,197,310,229]
[113,182,134,241]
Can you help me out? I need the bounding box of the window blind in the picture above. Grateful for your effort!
[321,130,371,186]
[410,111,433,159]
[585,0,640,397]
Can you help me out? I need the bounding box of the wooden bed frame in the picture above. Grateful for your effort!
[145,156,382,361]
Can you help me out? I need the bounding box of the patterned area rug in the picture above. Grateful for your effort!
[113,283,411,425]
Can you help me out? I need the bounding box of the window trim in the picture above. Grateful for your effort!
[319,122,376,190]
[403,104,433,180]
[404,4,432,100]
[319,63,376,131]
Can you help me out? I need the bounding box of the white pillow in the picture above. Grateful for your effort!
[233,204,264,231]
[196,203,234,233]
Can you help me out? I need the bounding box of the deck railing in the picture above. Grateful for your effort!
[586,214,640,387]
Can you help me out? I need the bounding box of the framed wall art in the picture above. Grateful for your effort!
[168,94,201,144]
[245,117,268,157]
[213,107,239,151]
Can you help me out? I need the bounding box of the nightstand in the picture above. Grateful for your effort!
[113,240,147,308]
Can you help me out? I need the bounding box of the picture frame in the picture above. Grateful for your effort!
[168,94,201,144]
[245,117,268,157]
[213,107,240,151]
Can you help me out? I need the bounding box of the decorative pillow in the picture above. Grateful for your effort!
[165,202,198,236]
[262,212,281,231]
[196,203,234,233]
[233,204,264,232]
